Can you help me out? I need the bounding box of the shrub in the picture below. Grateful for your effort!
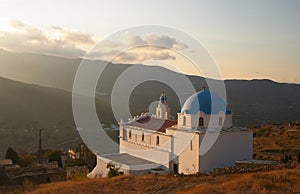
[22,178,34,191]
[65,159,86,168]
[106,162,120,178]
[45,149,63,167]
[73,168,89,181]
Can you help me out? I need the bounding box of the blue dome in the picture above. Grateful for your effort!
[181,90,231,115]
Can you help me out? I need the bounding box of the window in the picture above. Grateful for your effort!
[142,133,145,142]
[190,140,193,150]
[219,117,223,126]
[156,136,160,145]
[199,117,204,126]
[122,128,125,140]
[182,116,186,126]
[173,163,178,174]
[129,130,132,139]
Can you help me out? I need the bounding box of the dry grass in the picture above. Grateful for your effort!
[177,166,300,194]
[21,166,299,194]
[253,123,300,161]
[2,123,299,194]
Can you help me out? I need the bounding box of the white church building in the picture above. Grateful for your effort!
[88,89,253,177]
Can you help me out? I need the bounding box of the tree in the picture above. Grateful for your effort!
[45,149,63,167]
[65,159,86,168]
[106,162,120,178]
[5,147,19,164]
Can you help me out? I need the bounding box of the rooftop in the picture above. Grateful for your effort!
[101,153,156,166]
[235,159,279,165]
[0,159,12,166]
[125,116,177,133]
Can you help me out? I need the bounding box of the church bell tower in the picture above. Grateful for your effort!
[156,92,171,119]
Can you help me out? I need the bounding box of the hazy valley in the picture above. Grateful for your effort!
[0,50,300,159]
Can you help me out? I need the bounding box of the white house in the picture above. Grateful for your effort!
[88,89,252,177]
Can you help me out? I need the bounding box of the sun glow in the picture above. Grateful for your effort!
[0,18,13,32]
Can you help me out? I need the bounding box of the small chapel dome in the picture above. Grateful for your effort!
[181,90,231,115]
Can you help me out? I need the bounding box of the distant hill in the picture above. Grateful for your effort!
[0,76,113,159]
[0,50,300,127]
[0,50,300,158]
[0,76,74,130]
[0,49,79,91]
[225,79,300,126]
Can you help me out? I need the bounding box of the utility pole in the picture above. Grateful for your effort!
[38,129,42,164]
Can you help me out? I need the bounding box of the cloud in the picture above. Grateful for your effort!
[143,34,188,50]
[90,33,188,63]
[49,26,95,45]
[10,20,29,29]
[0,20,187,63]
[112,47,176,63]
[0,20,96,58]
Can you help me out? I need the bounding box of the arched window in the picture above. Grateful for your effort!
[182,116,186,126]
[156,136,160,145]
[142,133,145,142]
[219,117,223,126]
[129,130,132,139]
[199,117,204,126]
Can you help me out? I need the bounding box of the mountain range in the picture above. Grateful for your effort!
[0,49,300,158]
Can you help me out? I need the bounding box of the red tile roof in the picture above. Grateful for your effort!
[126,116,177,133]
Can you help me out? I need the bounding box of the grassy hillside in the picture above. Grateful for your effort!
[2,165,295,194]
[253,123,300,161]
[1,123,299,194]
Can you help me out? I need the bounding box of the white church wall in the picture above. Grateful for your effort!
[120,127,172,169]
[177,113,193,128]
[121,127,171,148]
[185,114,192,128]
[120,138,149,151]
[224,114,232,127]
[199,129,253,173]
[190,114,199,128]
[197,112,232,129]
[120,141,170,169]
[177,133,200,174]
[156,98,170,120]
[178,111,232,130]
[177,113,183,126]
[87,156,109,178]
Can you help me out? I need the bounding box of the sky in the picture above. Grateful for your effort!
[0,0,299,83]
